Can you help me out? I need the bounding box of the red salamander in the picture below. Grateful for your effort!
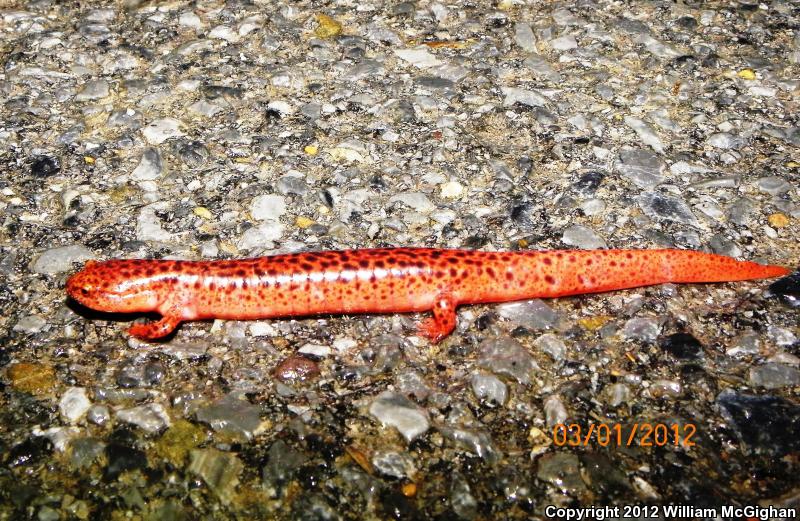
[66,248,790,342]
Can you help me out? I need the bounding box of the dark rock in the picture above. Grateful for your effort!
[659,332,703,359]
[769,271,800,308]
[8,436,53,467]
[717,389,800,457]
[105,443,147,479]
[30,156,60,177]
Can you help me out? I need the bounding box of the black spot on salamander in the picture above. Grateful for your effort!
[505,272,514,281]
[374,260,385,268]
[543,257,552,265]
[300,262,314,271]
[449,268,458,277]
[486,267,496,278]
[545,275,555,284]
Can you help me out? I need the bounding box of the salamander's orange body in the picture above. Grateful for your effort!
[66,248,790,342]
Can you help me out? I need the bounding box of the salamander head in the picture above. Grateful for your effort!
[67,260,160,313]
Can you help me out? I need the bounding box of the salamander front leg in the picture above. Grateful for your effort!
[418,295,457,344]
[128,314,182,340]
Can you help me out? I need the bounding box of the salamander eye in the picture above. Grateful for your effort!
[81,287,90,295]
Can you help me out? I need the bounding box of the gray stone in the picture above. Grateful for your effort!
[131,147,163,181]
[637,192,700,227]
[470,373,508,406]
[59,387,91,424]
[369,391,430,442]
[757,176,793,196]
[624,116,664,153]
[188,449,242,504]
[75,80,110,101]
[372,451,416,479]
[533,333,568,361]
[622,317,662,342]
[749,363,800,390]
[497,299,560,330]
[477,337,538,385]
[501,87,548,108]
[32,244,94,274]
[196,394,262,440]
[116,403,171,433]
[561,225,607,249]
[615,148,666,189]
[514,23,536,52]
[12,315,47,334]
[251,194,287,221]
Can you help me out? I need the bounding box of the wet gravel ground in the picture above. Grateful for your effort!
[2,0,800,519]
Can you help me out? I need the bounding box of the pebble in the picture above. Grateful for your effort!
[32,244,94,274]
[195,394,262,440]
[116,403,171,434]
[394,47,443,68]
[262,440,308,488]
[514,23,536,52]
[250,194,287,221]
[544,394,568,427]
[87,405,111,425]
[497,299,560,330]
[706,132,743,149]
[749,363,800,390]
[389,192,435,213]
[142,118,185,145]
[477,337,538,385]
[622,317,662,342]
[395,369,433,401]
[524,54,562,82]
[727,331,761,356]
[273,355,320,383]
[136,204,175,242]
[105,443,147,480]
[30,155,60,177]
[69,437,105,469]
[59,387,92,424]
[440,180,464,198]
[188,449,243,504]
[74,80,109,102]
[237,222,285,250]
[501,87,548,108]
[757,176,793,196]
[12,315,47,334]
[561,225,607,250]
[536,453,587,496]
[438,426,498,462]
[130,147,163,181]
[615,148,666,189]
[470,373,508,406]
[372,451,416,479]
[605,383,632,407]
[637,192,699,227]
[550,34,578,51]
[368,391,430,442]
[624,116,664,153]
[769,271,800,308]
[717,390,800,457]
[533,333,568,361]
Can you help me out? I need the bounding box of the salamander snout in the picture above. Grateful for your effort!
[66,260,161,313]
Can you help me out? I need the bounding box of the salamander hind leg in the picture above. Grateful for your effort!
[128,314,182,340]
[418,294,458,344]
